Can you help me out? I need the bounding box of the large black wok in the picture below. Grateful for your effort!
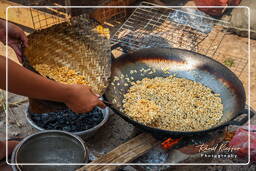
[104,48,255,136]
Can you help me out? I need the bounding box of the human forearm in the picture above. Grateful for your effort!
[0,55,70,102]
[0,55,106,113]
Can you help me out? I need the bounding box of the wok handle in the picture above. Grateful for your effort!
[227,107,256,126]
[101,97,115,110]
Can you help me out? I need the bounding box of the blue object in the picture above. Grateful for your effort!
[168,8,214,34]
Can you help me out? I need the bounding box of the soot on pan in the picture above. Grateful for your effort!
[30,108,104,132]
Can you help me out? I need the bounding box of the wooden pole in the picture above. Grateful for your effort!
[77,133,159,171]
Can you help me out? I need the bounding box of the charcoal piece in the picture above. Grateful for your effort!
[30,108,104,132]
[59,119,65,124]
[49,123,57,127]
[32,116,41,121]
[48,115,57,123]
[42,118,50,125]
[41,114,49,120]
[57,114,62,119]
[46,125,53,129]
[37,123,45,128]
[70,114,79,121]
[63,126,71,131]
[70,125,77,131]
[63,113,69,117]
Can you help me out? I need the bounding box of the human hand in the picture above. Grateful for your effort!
[64,84,106,113]
[0,19,28,63]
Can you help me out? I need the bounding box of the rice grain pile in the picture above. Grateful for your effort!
[33,64,102,94]
[34,64,88,85]
[123,76,223,131]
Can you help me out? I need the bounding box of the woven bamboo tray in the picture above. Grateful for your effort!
[23,15,111,96]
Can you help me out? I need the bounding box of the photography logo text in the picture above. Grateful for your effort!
[196,143,240,159]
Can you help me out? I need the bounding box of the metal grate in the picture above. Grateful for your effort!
[110,1,248,76]
[30,8,68,30]
[29,0,135,31]
[28,0,70,30]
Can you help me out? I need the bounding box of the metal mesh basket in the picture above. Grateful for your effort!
[23,15,111,95]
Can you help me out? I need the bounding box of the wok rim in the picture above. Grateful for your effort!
[105,47,247,135]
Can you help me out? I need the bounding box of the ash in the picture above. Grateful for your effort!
[135,145,169,170]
